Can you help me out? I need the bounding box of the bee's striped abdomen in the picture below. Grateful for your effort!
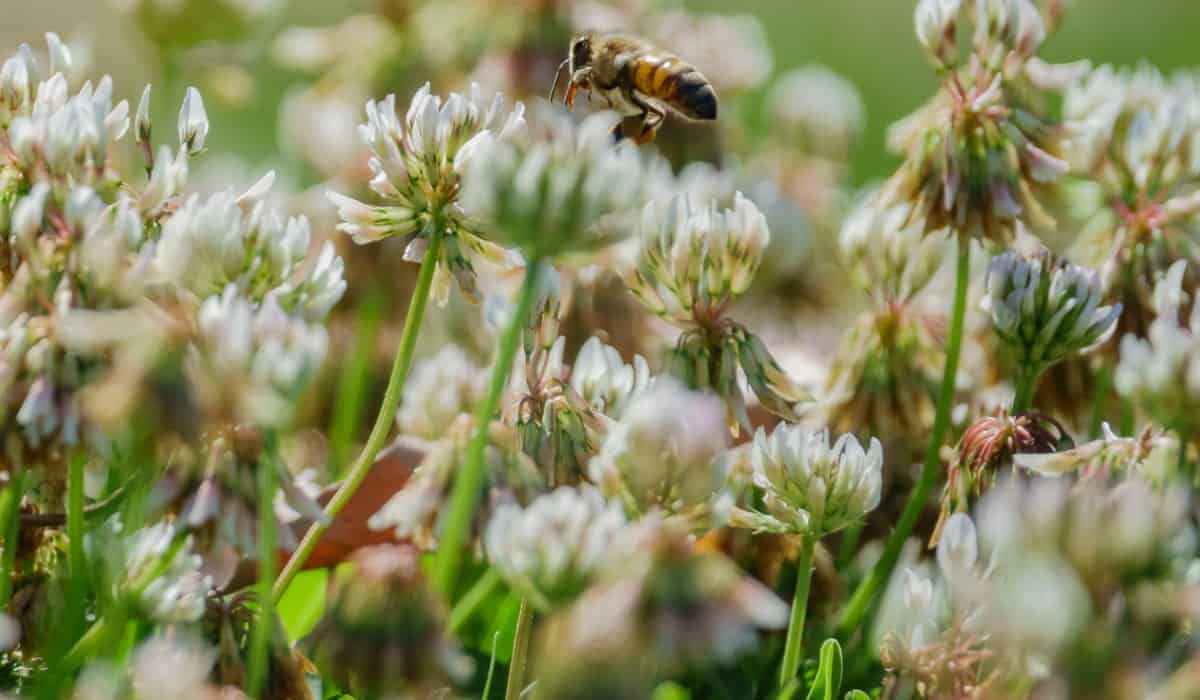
[631,54,718,121]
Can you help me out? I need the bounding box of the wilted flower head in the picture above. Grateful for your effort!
[327,83,524,303]
[1115,261,1200,438]
[485,484,628,612]
[306,544,470,698]
[588,378,728,522]
[539,517,788,674]
[765,65,866,160]
[887,0,1068,245]
[985,250,1121,371]
[936,410,1067,543]
[461,106,645,259]
[1064,65,1200,338]
[732,424,883,538]
[87,517,212,625]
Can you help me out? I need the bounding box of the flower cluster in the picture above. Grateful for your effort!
[328,83,525,303]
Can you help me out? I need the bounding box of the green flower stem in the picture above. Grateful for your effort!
[66,452,88,642]
[505,597,535,700]
[0,469,26,608]
[273,225,446,603]
[778,535,816,689]
[1088,365,1112,439]
[836,234,971,640]
[1010,364,1044,415]
[433,258,545,598]
[449,568,503,633]
[247,439,279,696]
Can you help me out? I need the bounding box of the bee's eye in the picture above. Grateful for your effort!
[572,38,591,68]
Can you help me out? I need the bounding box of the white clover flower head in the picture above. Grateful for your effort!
[328,83,525,302]
[189,286,328,427]
[747,424,883,537]
[840,191,945,303]
[396,344,484,440]
[460,106,644,258]
[484,485,628,612]
[936,512,980,588]
[630,192,769,325]
[88,517,212,625]
[985,250,1121,369]
[588,377,728,518]
[177,86,208,155]
[765,65,865,158]
[569,336,650,418]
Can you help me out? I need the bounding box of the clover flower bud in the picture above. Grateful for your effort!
[45,32,71,77]
[177,86,208,155]
[0,51,32,125]
[135,84,151,144]
[306,545,471,698]
[485,485,628,612]
[985,251,1121,371]
[736,424,883,538]
[11,182,48,249]
[588,378,728,521]
[569,336,650,417]
[914,0,962,68]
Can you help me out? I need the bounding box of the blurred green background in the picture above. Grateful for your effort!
[4,0,1199,183]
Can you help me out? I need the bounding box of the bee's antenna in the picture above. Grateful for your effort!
[549,58,570,102]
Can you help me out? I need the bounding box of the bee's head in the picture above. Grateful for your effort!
[569,34,593,74]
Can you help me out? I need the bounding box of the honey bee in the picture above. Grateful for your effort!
[550,32,718,144]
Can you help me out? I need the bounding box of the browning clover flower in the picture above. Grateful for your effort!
[731,424,883,538]
[935,410,1067,543]
[886,0,1069,245]
[327,82,525,303]
[588,378,728,523]
[460,106,644,260]
[1064,64,1200,338]
[306,545,471,698]
[484,484,628,612]
[984,250,1121,372]
[629,192,808,432]
[1115,261,1200,441]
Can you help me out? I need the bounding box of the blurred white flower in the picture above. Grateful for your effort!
[765,65,865,158]
[396,344,485,440]
[588,377,728,520]
[840,190,946,304]
[485,484,628,612]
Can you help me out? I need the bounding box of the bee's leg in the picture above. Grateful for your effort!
[564,83,578,110]
[629,93,666,144]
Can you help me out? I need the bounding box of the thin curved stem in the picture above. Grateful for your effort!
[273,226,445,603]
[836,233,971,640]
[247,439,278,696]
[433,259,545,598]
[505,597,535,700]
[778,535,816,689]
